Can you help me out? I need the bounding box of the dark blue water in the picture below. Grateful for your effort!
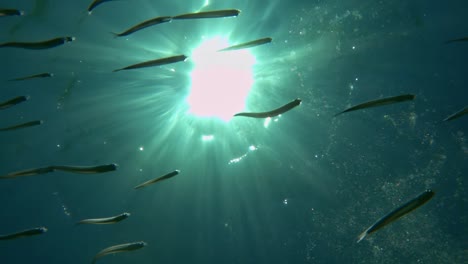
[1,0,466,263]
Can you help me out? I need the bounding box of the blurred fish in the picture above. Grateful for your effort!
[0,37,74,49]
[445,37,468,44]
[113,55,187,72]
[443,106,468,122]
[357,189,435,243]
[334,94,415,116]
[92,241,146,264]
[0,95,29,110]
[0,227,47,240]
[0,8,24,17]
[234,98,302,118]
[113,16,172,37]
[8,72,53,81]
[172,9,240,20]
[0,120,43,132]
[218,37,272,52]
[0,166,54,179]
[134,170,180,189]
[76,212,130,225]
[88,0,116,14]
[51,164,117,174]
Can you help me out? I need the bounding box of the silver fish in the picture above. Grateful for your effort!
[234,98,302,118]
[88,0,116,14]
[0,95,29,110]
[0,227,47,240]
[357,189,435,243]
[218,37,272,52]
[113,55,187,72]
[92,241,147,264]
[77,212,130,225]
[172,9,240,20]
[0,8,24,17]
[113,16,172,37]
[51,164,117,174]
[9,72,53,81]
[0,166,54,179]
[134,170,180,189]
[0,37,74,50]
[0,120,43,132]
[335,94,415,116]
[443,106,468,122]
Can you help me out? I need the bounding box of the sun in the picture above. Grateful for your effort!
[187,37,255,122]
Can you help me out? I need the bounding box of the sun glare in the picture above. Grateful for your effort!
[187,37,255,122]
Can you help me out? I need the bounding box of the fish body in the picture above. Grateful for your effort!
[77,212,130,225]
[134,170,180,189]
[0,8,24,17]
[0,166,54,179]
[0,37,74,50]
[0,120,43,132]
[218,37,272,52]
[172,9,240,20]
[335,94,415,116]
[92,241,146,264]
[88,0,115,14]
[443,106,468,122]
[114,16,172,37]
[357,189,435,243]
[234,98,302,118]
[0,95,29,110]
[51,164,117,174]
[0,227,47,240]
[445,37,468,44]
[9,72,53,81]
[113,55,187,72]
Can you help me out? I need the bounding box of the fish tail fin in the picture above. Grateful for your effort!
[109,32,120,38]
[112,69,121,73]
[356,231,367,243]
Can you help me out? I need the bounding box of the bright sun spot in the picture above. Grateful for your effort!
[187,37,255,121]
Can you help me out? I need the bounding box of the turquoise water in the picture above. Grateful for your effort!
[0,0,466,263]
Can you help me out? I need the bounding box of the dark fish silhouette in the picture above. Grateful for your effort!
[134,170,179,189]
[113,55,187,72]
[335,94,415,116]
[357,189,435,243]
[0,37,74,50]
[0,166,54,179]
[445,37,468,44]
[218,37,272,52]
[0,120,42,132]
[113,16,172,37]
[88,0,116,14]
[8,72,53,81]
[76,212,130,225]
[0,227,47,240]
[443,106,468,122]
[172,9,240,20]
[0,8,24,17]
[51,164,117,174]
[234,98,302,118]
[0,95,29,110]
[92,241,146,264]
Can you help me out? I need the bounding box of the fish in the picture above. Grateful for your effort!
[8,72,53,81]
[0,120,43,132]
[0,8,24,17]
[218,37,272,52]
[113,16,172,37]
[134,170,180,189]
[172,9,241,20]
[76,212,130,225]
[234,98,302,118]
[443,106,468,122]
[0,166,54,179]
[51,164,118,174]
[0,37,75,50]
[445,37,468,44]
[88,0,116,14]
[0,95,29,110]
[0,227,47,240]
[92,241,147,264]
[113,55,187,72]
[357,189,435,243]
[335,94,415,116]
